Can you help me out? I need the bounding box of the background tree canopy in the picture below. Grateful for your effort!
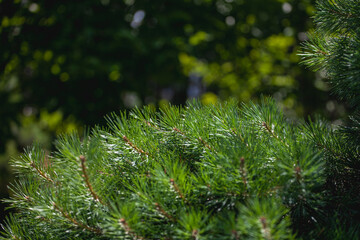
[0,0,343,223]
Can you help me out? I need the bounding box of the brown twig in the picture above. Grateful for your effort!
[231,128,244,142]
[262,186,283,197]
[30,161,54,183]
[329,8,353,18]
[231,128,249,147]
[192,229,199,239]
[144,119,160,130]
[154,203,176,222]
[10,235,21,240]
[52,202,102,234]
[239,157,247,191]
[119,218,144,240]
[316,49,328,56]
[262,122,289,147]
[198,137,213,151]
[122,136,149,156]
[316,142,344,162]
[170,179,188,204]
[173,127,214,151]
[80,155,104,205]
[173,127,190,140]
[231,230,239,240]
[295,166,302,181]
[260,216,272,240]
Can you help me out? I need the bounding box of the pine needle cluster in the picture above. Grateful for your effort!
[1,99,327,239]
[299,0,360,238]
[301,0,360,107]
[1,0,360,239]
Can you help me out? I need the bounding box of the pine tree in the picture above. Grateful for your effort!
[1,0,359,239]
[299,0,360,238]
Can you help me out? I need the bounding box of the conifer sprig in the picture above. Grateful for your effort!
[300,0,360,237]
[79,155,104,205]
[52,201,102,235]
[2,0,360,238]
[301,0,360,108]
[1,99,328,239]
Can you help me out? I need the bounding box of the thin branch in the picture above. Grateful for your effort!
[262,122,289,147]
[263,186,282,197]
[198,137,213,151]
[143,119,160,130]
[192,229,199,239]
[295,166,302,181]
[122,136,149,156]
[231,128,244,142]
[173,127,190,141]
[231,230,239,240]
[231,128,249,147]
[173,127,214,151]
[239,157,247,191]
[328,8,354,18]
[170,179,188,204]
[154,203,176,222]
[98,170,114,177]
[12,235,21,240]
[30,161,54,183]
[119,218,144,240]
[79,155,104,205]
[24,195,31,202]
[52,202,102,235]
[316,49,328,56]
[259,216,272,240]
[315,142,344,161]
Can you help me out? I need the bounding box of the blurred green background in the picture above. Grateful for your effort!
[0,0,344,223]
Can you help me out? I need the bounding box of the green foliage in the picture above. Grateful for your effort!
[2,0,360,238]
[1,1,324,219]
[1,99,329,239]
[301,0,360,107]
[300,0,360,237]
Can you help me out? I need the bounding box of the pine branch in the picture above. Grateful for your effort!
[173,127,214,151]
[260,216,272,240]
[52,202,102,235]
[231,128,248,146]
[1,99,338,238]
[328,8,353,18]
[294,166,302,181]
[154,203,176,222]
[143,119,160,130]
[191,229,199,240]
[198,137,213,151]
[79,155,104,205]
[262,122,289,147]
[239,157,247,191]
[29,161,54,183]
[122,136,149,156]
[119,218,144,240]
[231,230,239,240]
[170,178,188,204]
[173,127,190,141]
